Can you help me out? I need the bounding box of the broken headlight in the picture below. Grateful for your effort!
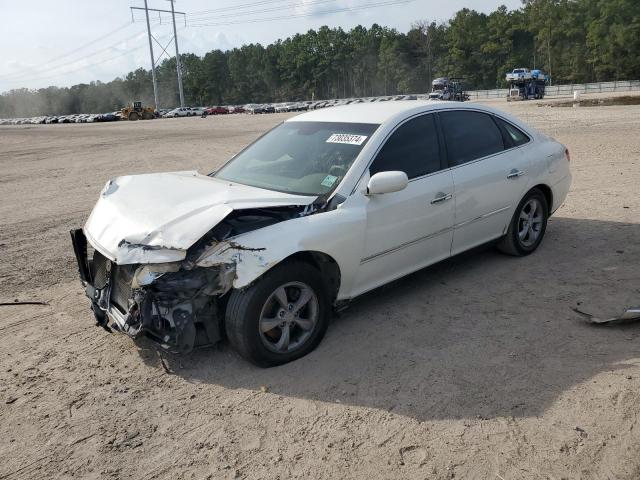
[132,263,181,288]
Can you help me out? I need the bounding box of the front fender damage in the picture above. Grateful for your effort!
[195,241,274,288]
[189,199,343,289]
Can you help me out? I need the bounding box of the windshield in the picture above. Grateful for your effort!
[214,121,379,196]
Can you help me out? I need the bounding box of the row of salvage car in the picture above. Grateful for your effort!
[0,94,426,126]
[170,95,425,117]
[0,112,121,125]
[246,96,421,114]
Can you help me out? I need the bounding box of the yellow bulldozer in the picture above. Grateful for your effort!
[121,101,155,121]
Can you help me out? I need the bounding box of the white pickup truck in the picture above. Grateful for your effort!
[506,68,532,82]
[165,107,195,118]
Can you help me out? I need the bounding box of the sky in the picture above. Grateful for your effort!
[0,0,523,92]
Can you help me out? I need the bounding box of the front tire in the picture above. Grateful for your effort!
[497,188,548,256]
[225,261,330,367]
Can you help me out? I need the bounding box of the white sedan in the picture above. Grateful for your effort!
[71,101,571,366]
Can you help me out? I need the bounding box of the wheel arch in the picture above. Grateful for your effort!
[230,250,340,303]
[224,248,342,303]
[530,183,553,212]
[283,251,341,304]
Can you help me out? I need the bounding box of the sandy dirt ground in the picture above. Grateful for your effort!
[1,96,639,480]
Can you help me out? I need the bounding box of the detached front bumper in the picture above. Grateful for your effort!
[70,229,229,352]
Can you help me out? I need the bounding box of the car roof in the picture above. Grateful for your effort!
[285,100,535,138]
[286,100,488,125]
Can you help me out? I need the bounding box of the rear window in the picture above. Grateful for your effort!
[440,110,505,166]
[495,117,530,147]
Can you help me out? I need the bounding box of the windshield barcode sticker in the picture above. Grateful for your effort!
[321,175,338,188]
[326,133,368,145]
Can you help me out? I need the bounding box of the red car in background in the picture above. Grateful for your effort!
[204,106,229,115]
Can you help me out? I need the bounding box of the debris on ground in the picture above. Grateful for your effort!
[0,301,49,307]
[573,306,640,324]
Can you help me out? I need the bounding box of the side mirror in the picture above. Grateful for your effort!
[366,171,409,195]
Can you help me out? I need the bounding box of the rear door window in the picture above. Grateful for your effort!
[439,110,506,166]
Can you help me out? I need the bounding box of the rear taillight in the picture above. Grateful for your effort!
[565,148,571,162]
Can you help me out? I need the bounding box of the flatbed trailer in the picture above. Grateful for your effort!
[506,69,549,101]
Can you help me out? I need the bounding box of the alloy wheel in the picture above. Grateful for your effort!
[518,198,544,247]
[258,281,319,354]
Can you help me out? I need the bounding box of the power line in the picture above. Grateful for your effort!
[0,23,166,82]
[0,45,149,87]
[1,0,414,91]
[0,28,179,88]
[3,0,410,83]
[187,0,341,21]
[29,23,133,68]
[187,0,415,28]
[0,23,134,80]
[188,0,303,17]
[132,0,308,22]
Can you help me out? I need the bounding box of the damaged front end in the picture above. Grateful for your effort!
[70,201,322,352]
[70,229,234,352]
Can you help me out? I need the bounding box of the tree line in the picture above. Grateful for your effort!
[1,0,638,117]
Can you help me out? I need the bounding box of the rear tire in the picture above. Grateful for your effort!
[142,111,154,120]
[225,261,330,367]
[128,112,140,121]
[497,188,548,256]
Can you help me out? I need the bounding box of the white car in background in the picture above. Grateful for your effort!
[164,107,194,118]
[274,103,291,113]
[71,101,571,366]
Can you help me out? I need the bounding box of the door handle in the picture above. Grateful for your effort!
[431,193,452,204]
[507,169,525,179]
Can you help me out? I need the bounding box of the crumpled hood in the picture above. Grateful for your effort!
[84,171,315,264]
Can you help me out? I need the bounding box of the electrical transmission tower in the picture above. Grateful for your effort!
[130,0,186,111]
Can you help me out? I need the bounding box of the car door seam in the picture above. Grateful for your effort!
[452,205,511,229]
[360,225,453,264]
